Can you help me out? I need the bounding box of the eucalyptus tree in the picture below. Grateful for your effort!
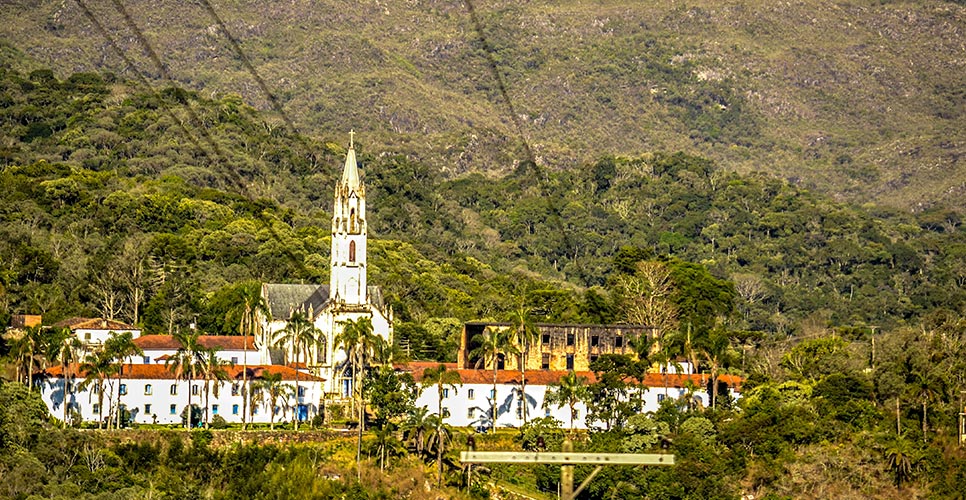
[227,281,270,430]
[105,331,144,429]
[469,326,517,434]
[272,312,321,430]
[421,363,462,488]
[166,329,206,429]
[543,370,589,433]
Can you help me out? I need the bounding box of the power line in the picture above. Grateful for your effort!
[72,0,208,159]
[194,0,303,141]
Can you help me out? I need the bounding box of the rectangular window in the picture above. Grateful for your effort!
[468,389,475,400]
[232,404,239,415]
[657,394,666,403]
[191,384,199,396]
[590,335,599,347]
[541,353,550,370]
[615,336,623,348]
[231,357,239,364]
[169,404,177,415]
[212,405,219,415]
[93,403,100,414]
[145,404,152,414]
[468,408,475,418]
[566,333,575,346]
[119,384,127,395]
[143,356,151,364]
[573,409,580,420]
[545,408,551,417]
[443,388,450,398]
[297,386,305,397]
[144,384,152,395]
[170,384,177,395]
[232,383,240,396]
[84,332,91,341]
[541,334,550,344]
[490,389,496,400]
[566,354,574,370]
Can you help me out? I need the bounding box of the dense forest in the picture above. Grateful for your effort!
[2,61,966,498]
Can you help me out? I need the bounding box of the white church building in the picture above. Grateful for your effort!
[256,134,393,398]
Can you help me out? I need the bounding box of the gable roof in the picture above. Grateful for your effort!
[53,317,139,331]
[42,363,324,382]
[400,363,742,390]
[134,335,255,351]
[262,283,386,320]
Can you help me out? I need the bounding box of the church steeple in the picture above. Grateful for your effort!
[330,132,367,306]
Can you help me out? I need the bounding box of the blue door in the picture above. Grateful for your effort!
[297,404,308,422]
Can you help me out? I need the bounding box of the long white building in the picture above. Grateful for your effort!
[40,363,324,426]
[406,362,743,430]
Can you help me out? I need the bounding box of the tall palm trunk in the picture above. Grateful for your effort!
[242,344,248,430]
[520,341,528,426]
[492,362,498,434]
[294,343,301,431]
[97,380,105,429]
[62,360,70,428]
[115,365,124,429]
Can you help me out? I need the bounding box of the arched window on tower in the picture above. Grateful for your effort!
[349,240,356,263]
[350,208,356,233]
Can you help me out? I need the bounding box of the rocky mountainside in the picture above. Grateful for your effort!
[0,0,964,209]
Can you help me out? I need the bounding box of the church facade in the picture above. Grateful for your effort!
[257,135,393,398]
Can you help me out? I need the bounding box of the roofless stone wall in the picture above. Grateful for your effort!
[459,322,652,372]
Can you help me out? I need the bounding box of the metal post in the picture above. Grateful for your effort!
[561,438,574,500]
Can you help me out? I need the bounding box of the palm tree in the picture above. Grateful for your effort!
[909,369,944,443]
[105,331,144,429]
[254,372,293,430]
[272,312,321,430]
[13,325,46,390]
[885,437,919,489]
[509,304,539,426]
[469,326,517,434]
[370,423,405,471]
[46,327,80,428]
[201,350,230,428]
[336,317,379,478]
[79,349,115,429]
[697,330,734,409]
[402,406,434,457]
[543,371,589,433]
[422,363,462,488]
[166,329,206,429]
[424,413,456,488]
[228,282,270,430]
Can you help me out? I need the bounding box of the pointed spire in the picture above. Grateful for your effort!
[341,130,360,189]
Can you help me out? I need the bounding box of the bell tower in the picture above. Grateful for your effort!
[330,131,367,306]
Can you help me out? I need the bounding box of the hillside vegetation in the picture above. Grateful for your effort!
[3,55,966,498]
[0,0,963,209]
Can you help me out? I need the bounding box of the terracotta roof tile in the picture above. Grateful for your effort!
[401,363,742,389]
[134,335,255,350]
[43,363,323,382]
[53,317,138,330]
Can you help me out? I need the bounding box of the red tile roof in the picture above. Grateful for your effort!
[134,335,256,351]
[42,363,323,382]
[401,363,742,389]
[53,317,138,330]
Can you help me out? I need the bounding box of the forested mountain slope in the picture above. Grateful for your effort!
[0,0,963,209]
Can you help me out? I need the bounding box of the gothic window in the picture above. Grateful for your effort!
[566,333,575,346]
[350,208,357,232]
[541,353,550,370]
[349,240,356,262]
[566,354,574,370]
[615,336,623,348]
[591,335,599,347]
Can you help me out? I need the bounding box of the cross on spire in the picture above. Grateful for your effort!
[349,129,355,149]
